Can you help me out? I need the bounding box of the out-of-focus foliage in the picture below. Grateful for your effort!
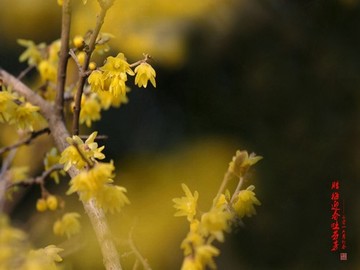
[72,0,243,66]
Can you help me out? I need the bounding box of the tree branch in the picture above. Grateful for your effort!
[0,69,123,270]
[55,0,72,119]
[0,128,50,156]
[72,6,110,135]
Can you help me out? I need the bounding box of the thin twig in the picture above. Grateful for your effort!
[212,171,232,209]
[72,6,111,136]
[0,128,50,156]
[128,228,152,270]
[17,65,35,80]
[0,149,17,212]
[6,164,63,189]
[55,0,72,119]
[230,177,244,204]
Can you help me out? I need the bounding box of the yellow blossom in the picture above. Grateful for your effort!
[36,199,48,212]
[38,60,57,82]
[134,62,156,88]
[108,74,128,96]
[96,86,129,110]
[95,185,130,213]
[232,185,261,218]
[53,212,81,238]
[180,220,203,256]
[10,102,43,131]
[59,131,105,171]
[195,244,219,269]
[46,195,58,211]
[0,88,17,122]
[88,70,105,92]
[228,150,262,178]
[79,94,101,127]
[17,39,46,66]
[7,166,28,184]
[101,53,134,77]
[173,183,199,222]
[44,148,65,184]
[73,35,84,49]
[67,162,114,201]
[200,207,232,242]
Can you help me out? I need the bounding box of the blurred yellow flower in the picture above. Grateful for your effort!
[173,183,199,222]
[79,94,101,127]
[95,185,130,213]
[53,212,81,238]
[200,207,232,242]
[232,185,261,218]
[228,150,262,178]
[134,62,156,88]
[67,162,114,201]
[17,39,45,66]
[44,148,65,184]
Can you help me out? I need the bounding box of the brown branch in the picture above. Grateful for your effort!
[55,0,72,119]
[72,6,111,136]
[17,65,35,80]
[1,69,123,270]
[6,164,63,189]
[0,128,50,156]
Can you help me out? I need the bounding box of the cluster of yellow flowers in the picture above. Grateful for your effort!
[88,52,156,95]
[173,150,262,270]
[0,215,63,270]
[0,87,45,131]
[60,131,130,213]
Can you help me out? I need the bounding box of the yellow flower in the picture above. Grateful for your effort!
[95,185,130,213]
[59,131,105,171]
[173,183,199,222]
[73,35,84,49]
[180,220,203,256]
[10,102,43,131]
[101,53,134,77]
[17,39,46,66]
[228,150,262,178]
[134,62,156,88]
[53,212,81,238]
[7,166,28,184]
[46,195,58,211]
[200,207,232,242]
[195,244,219,270]
[232,185,261,218]
[38,60,57,82]
[96,87,129,110]
[88,70,105,92]
[67,162,114,201]
[42,245,63,263]
[36,199,47,212]
[79,94,101,127]
[44,148,65,184]
[0,89,17,122]
[107,74,127,96]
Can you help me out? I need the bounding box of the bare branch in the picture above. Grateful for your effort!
[0,128,50,156]
[72,5,111,136]
[55,0,72,119]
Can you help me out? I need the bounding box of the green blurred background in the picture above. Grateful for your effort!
[0,0,359,269]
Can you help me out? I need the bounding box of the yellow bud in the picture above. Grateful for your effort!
[77,52,86,66]
[89,62,97,70]
[53,220,62,236]
[46,195,58,211]
[73,35,84,49]
[36,199,47,212]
